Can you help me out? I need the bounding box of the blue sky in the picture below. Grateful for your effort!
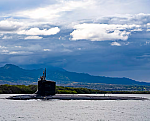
[1,0,150,82]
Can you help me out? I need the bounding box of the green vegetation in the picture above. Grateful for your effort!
[56,86,105,94]
[65,83,150,91]
[0,85,105,94]
[0,84,37,94]
[0,84,150,94]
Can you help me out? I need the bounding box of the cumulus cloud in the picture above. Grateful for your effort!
[0,19,23,32]
[18,27,60,35]
[70,20,150,41]
[1,1,150,42]
[24,36,43,39]
[71,23,134,41]
[43,49,51,51]
[111,42,121,46]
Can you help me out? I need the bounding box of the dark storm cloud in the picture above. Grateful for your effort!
[0,31,149,72]
[1,29,150,82]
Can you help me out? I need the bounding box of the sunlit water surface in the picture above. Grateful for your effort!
[0,94,150,121]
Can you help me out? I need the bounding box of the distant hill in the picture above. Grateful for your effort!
[0,64,150,85]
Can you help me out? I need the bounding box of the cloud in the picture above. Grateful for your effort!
[43,49,51,51]
[15,46,22,48]
[70,23,134,41]
[24,36,43,39]
[18,27,60,35]
[15,0,94,21]
[2,50,9,53]
[0,19,23,32]
[1,0,150,82]
[1,1,150,41]
[2,36,13,39]
[12,0,150,24]
[111,42,121,46]
[0,46,7,49]
[8,51,33,55]
[9,51,18,54]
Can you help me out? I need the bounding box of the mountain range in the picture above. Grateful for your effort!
[0,64,150,86]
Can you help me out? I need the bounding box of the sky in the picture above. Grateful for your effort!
[1,0,150,82]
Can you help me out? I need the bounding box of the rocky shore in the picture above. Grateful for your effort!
[7,94,148,100]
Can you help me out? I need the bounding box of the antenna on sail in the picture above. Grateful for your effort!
[45,68,46,78]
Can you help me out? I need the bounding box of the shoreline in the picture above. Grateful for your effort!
[6,94,148,100]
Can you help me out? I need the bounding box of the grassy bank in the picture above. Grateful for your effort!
[0,84,150,94]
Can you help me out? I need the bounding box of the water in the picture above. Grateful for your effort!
[0,94,150,121]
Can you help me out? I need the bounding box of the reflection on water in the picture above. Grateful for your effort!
[0,94,150,121]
